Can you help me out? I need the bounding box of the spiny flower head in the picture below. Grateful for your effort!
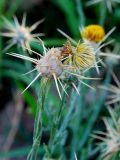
[62,41,95,71]
[7,39,97,99]
[81,25,105,43]
[93,107,120,159]
[36,48,63,78]
[0,14,44,52]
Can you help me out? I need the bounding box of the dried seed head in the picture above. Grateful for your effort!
[81,25,105,42]
[64,42,95,71]
[36,48,63,78]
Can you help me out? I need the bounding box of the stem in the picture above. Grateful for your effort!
[27,78,50,160]
[48,91,66,154]
[54,84,80,144]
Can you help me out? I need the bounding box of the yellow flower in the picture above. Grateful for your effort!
[81,25,105,43]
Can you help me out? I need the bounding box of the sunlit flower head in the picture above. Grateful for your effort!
[61,41,95,71]
[0,14,44,52]
[7,39,97,99]
[100,72,120,105]
[93,107,120,159]
[81,25,105,43]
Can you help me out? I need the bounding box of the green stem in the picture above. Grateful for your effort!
[54,84,80,146]
[70,85,82,160]
[27,78,50,160]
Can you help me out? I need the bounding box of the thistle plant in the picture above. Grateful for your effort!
[93,106,120,159]
[0,14,44,52]
[7,38,97,99]
[6,32,100,159]
[4,20,119,159]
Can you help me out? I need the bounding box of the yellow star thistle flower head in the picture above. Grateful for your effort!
[93,107,120,159]
[0,14,45,52]
[57,29,100,73]
[62,41,95,71]
[79,26,118,74]
[7,39,97,99]
[81,25,105,43]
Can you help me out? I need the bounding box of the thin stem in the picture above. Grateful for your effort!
[27,78,50,160]
[48,91,66,155]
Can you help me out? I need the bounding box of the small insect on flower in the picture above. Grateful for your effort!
[0,14,45,52]
[7,39,97,99]
[100,72,120,105]
[93,106,120,159]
